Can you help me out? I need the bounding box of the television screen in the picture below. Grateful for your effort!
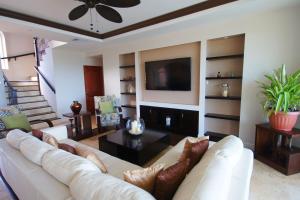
[145,57,191,91]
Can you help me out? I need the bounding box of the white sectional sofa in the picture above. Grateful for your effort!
[0,127,253,200]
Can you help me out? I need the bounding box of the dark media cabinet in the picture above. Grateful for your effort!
[140,105,199,139]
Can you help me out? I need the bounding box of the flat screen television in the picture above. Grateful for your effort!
[145,57,191,91]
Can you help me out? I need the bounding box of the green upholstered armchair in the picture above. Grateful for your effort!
[94,95,122,131]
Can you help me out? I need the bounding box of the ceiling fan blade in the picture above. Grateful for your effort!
[96,5,122,23]
[69,4,89,21]
[96,0,140,8]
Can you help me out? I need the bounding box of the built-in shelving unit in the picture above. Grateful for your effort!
[206,76,242,80]
[119,53,137,118]
[205,95,241,100]
[205,113,240,121]
[206,54,244,61]
[204,34,245,141]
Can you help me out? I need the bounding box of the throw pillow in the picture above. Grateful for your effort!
[123,164,165,193]
[188,139,209,171]
[1,113,32,132]
[75,145,108,173]
[58,143,77,155]
[99,101,114,114]
[179,136,209,162]
[0,110,11,131]
[32,129,44,140]
[43,133,59,148]
[154,159,190,200]
[179,138,209,172]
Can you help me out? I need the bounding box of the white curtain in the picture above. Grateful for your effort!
[0,31,8,69]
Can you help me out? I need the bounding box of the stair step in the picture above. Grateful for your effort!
[14,91,40,97]
[17,101,49,109]
[22,107,52,116]
[10,81,38,87]
[27,112,57,122]
[29,117,60,125]
[22,106,52,116]
[16,96,45,103]
[6,85,39,91]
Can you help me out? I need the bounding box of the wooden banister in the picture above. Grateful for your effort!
[34,66,56,94]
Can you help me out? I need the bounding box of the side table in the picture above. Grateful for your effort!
[63,112,93,141]
[255,123,300,175]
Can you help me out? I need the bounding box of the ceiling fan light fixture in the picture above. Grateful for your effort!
[68,0,140,32]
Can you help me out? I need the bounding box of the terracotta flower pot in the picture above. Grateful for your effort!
[269,111,299,132]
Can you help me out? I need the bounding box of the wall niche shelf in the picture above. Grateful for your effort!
[121,105,136,109]
[204,131,228,142]
[204,34,245,141]
[121,92,136,95]
[120,79,135,82]
[206,76,242,80]
[119,65,135,69]
[119,53,137,118]
[205,96,241,100]
[205,113,240,121]
[206,54,244,61]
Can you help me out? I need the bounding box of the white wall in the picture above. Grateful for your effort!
[52,47,87,115]
[2,33,35,80]
[39,44,57,111]
[99,5,300,148]
[0,70,6,106]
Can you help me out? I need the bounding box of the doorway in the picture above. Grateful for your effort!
[83,65,104,114]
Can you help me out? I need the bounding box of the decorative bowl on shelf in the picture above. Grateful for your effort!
[126,118,145,135]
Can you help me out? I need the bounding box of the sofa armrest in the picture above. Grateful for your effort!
[41,125,68,141]
[30,119,54,127]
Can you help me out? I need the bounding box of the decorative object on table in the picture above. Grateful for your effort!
[70,101,82,114]
[127,83,135,93]
[258,64,300,131]
[217,72,222,78]
[221,83,229,97]
[126,118,145,135]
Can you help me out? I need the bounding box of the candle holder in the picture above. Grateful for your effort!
[126,118,145,135]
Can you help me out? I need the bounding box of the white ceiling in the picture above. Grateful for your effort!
[0,0,299,53]
[0,0,206,34]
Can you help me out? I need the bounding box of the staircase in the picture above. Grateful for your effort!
[6,80,69,128]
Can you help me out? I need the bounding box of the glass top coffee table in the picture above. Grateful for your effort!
[98,129,170,166]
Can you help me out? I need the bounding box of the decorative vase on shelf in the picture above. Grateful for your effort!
[221,83,229,97]
[70,101,82,114]
[126,118,145,135]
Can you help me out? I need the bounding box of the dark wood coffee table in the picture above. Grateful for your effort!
[99,129,170,165]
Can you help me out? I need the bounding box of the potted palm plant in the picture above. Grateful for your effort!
[258,64,300,131]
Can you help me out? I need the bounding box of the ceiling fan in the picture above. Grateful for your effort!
[69,0,140,26]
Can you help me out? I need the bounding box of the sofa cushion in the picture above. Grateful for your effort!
[154,159,190,200]
[20,137,55,166]
[124,164,165,193]
[70,171,156,200]
[60,138,142,179]
[179,136,209,161]
[6,129,32,150]
[75,145,108,173]
[173,135,244,200]
[41,149,100,186]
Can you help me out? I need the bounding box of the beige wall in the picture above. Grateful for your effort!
[2,33,35,81]
[140,42,200,105]
[100,5,300,148]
